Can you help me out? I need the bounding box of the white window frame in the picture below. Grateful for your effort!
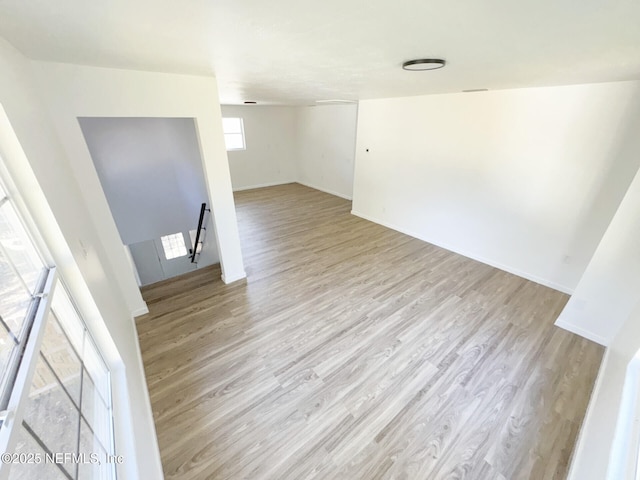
[0,169,116,480]
[0,267,57,469]
[222,117,246,151]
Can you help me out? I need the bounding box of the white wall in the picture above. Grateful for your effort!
[221,104,359,199]
[557,138,640,346]
[222,106,297,190]
[567,313,640,480]
[0,39,162,479]
[563,167,640,478]
[29,61,245,289]
[352,81,640,293]
[295,104,358,199]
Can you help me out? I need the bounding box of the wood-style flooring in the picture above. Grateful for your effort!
[137,183,604,480]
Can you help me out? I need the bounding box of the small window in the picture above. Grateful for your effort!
[222,117,245,151]
[160,233,187,260]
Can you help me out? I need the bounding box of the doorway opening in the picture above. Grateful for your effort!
[78,117,219,286]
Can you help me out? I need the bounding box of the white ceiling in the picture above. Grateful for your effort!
[0,0,639,105]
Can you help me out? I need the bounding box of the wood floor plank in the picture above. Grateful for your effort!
[136,183,604,480]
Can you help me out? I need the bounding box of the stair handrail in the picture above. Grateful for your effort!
[191,202,209,263]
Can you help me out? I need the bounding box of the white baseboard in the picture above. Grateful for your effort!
[221,270,247,284]
[131,305,149,317]
[554,317,609,346]
[232,180,353,201]
[607,354,640,479]
[296,181,352,200]
[350,209,575,296]
[233,180,296,192]
[566,347,612,480]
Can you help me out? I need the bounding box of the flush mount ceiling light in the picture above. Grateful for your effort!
[402,59,446,71]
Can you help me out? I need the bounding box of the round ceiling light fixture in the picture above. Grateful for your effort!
[402,59,446,71]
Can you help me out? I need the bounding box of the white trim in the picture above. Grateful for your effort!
[221,270,247,284]
[554,317,610,346]
[128,319,164,479]
[296,181,353,200]
[123,244,142,287]
[350,209,574,295]
[0,269,57,480]
[607,352,640,480]
[567,348,611,480]
[233,180,296,192]
[222,117,246,151]
[131,305,150,317]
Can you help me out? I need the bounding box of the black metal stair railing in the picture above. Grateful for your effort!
[190,202,209,263]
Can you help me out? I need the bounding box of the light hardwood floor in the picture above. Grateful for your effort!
[137,183,604,480]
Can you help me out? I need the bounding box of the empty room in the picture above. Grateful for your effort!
[0,1,639,480]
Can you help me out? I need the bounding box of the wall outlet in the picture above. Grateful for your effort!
[78,239,89,259]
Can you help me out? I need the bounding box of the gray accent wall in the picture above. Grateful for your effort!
[79,117,214,246]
